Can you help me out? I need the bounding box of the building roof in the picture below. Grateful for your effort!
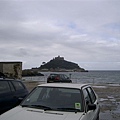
[0,62,22,64]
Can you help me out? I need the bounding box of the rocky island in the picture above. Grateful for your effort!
[22,56,88,76]
[38,56,87,72]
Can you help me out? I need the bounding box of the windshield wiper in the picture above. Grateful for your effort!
[31,105,52,110]
[21,104,52,111]
[57,108,80,113]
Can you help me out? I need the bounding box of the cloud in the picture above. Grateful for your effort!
[0,0,120,70]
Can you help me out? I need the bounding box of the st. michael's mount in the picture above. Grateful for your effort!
[37,56,88,72]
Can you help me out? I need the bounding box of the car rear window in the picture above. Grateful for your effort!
[0,81,11,94]
[12,81,25,90]
[50,74,58,77]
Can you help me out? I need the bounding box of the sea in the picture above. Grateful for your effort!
[22,71,120,85]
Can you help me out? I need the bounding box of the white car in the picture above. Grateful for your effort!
[0,83,100,120]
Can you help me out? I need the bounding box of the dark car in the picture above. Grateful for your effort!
[47,73,72,83]
[0,78,29,115]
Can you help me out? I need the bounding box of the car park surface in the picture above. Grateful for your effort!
[47,74,72,83]
[0,83,100,120]
[0,78,29,115]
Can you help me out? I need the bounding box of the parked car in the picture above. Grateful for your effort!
[0,78,29,115]
[47,73,72,83]
[0,83,100,120]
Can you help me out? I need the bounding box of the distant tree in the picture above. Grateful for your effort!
[22,69,44,77]
[42,62,46,65]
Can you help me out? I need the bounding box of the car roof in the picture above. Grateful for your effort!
[49,73,67,75]
[38,83,89,89]
[0,78,21,82]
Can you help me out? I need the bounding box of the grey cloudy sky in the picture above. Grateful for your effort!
[0,0,120,70]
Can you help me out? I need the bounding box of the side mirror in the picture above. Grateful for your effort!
[88,104,96,110]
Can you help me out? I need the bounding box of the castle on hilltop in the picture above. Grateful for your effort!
[38,56,87,72]
[54,55,64,60]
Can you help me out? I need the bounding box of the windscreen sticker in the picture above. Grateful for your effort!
[75,103,81,109]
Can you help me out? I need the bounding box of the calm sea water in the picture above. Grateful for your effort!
[23,71,120,84]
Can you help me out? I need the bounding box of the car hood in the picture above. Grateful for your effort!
[0,106,84,120]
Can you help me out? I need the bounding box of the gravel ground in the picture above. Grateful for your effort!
[92,84,120,120]
[24,82,120,120]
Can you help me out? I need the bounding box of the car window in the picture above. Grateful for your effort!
[64,75,69,79]
[12,81,25,90]
[60,74,63,79]
[50,74,54,78]
[87,87,96,103]
[8,81,15,92]
[0,81,11,94]
[21,87,84,112]
[26,87,43,103]
[83,88,92,104]
[50,74,58,79]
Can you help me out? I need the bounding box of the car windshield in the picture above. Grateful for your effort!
[21,86,84,112]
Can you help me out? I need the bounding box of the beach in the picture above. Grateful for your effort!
[24,81,120,120]
[93,84,120,120]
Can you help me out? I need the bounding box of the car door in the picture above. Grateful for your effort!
[11,81,28,103]
[86,87,99,120]
[82,87,99,120]
[0,80,15,114]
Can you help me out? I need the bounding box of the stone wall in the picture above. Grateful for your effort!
[0,62,22,79]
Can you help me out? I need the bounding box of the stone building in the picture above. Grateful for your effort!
[54,55,64,60]
[0,62,22,79]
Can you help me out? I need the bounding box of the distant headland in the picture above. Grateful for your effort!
[38,56,88,72]
[22,56,88,76]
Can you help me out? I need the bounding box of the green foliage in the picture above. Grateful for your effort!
[22,70,44,77]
